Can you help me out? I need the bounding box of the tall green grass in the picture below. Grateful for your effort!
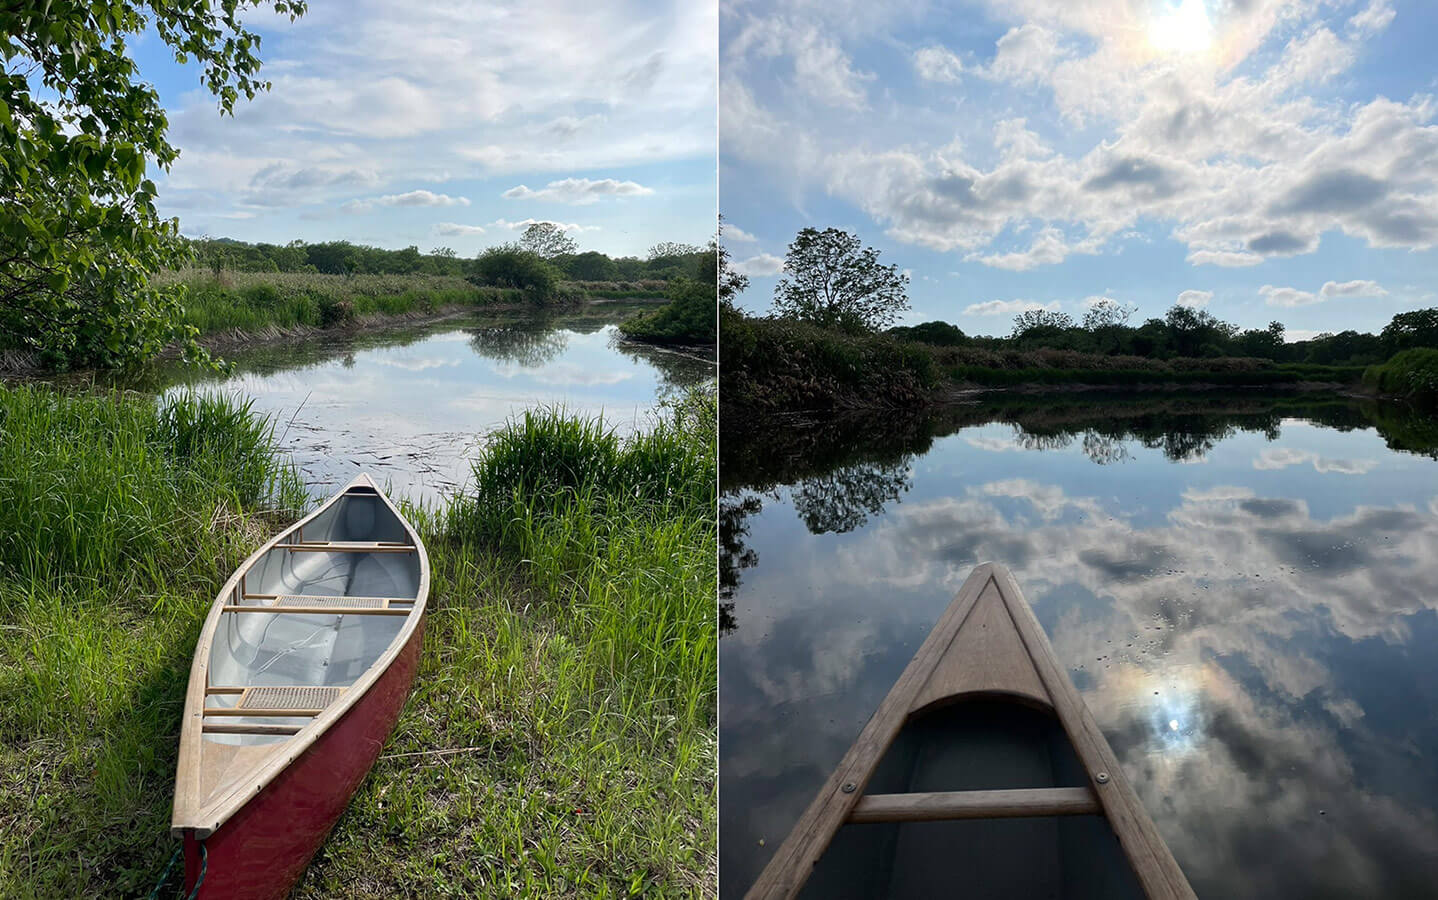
[287,390,718,897]
[0,386,304,896]
[169,271,523,335]
[1364,348,1438,404]
[0,384,718,898]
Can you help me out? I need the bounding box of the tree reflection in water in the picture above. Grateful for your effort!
[721,393,1438,638]
[467,321,568,368]
[720,391,1438,899]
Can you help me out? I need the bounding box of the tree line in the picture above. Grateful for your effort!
[892,300,1438,368]
[191,225,709,284]
[739,226,1438,368]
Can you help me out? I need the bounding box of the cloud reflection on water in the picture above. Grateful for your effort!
[720,405,1438,898]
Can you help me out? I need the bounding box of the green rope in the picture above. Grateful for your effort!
[145,847,182,900]
[146,840,207,900]
[186,842,208,900]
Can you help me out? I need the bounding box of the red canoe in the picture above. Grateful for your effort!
[171,474,430,899]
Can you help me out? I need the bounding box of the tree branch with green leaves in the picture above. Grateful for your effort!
[0,0,305,369]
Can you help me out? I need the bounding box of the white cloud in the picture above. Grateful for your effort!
[964,299,1059,316]
[914,45,964,83]
[343,189,470,212]
[1320,279,1387,299]
[723,0,1438,271]
[969,226,1074,271]
[485,218,600,233]
[1348,0,1396,35]
[1177,289,1213,309]
[792,24,873,109]
[981,24,1064,86]
[433,222,487,236]
[723,223,759,242]
[501,177,654,205]
[1254,448,1377,474]
[733,253,785,276]
[157,0,715,225]
[1285,329,1323,343]
[1260,284,1322,308]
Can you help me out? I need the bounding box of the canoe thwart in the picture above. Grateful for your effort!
[203,707,328,717]
[202,723,304,736]
[224,596,413,616]
[242,593,416,605]
[848,787,1101,824]
[274,541,415,554]
[223,604,412,616]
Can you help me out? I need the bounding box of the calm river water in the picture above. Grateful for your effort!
[720,394,1438,898]
[152,306,713,502]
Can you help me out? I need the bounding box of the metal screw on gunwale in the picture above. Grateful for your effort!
[841,782,856,793]
[1095,772,1110,784]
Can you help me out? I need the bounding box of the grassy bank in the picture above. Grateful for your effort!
[0,386,717,897]
[167,270,526,335]
[720,307,938,412]
[621,279,717,347]
[1364,348,1438,405]
[722,310,1368,413]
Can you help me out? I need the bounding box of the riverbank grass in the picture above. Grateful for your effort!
[0,385,716,898]
[1364,348,1438,405]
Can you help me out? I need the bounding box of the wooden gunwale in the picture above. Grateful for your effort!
[171,473,431,839]
[744,562,1194,900]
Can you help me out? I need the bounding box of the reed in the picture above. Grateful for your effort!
[0,384,717,898]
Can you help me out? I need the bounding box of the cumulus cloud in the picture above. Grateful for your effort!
[344,189,470,212]
[723,223,759,242]
[156,0,715,229]
[732,253,785,276]
[433,222,486,236]
[486,217,600,233]
[970,226,1076,271]
[1177,289,1212,309]
[723,0,1438,272]
[1348,0,1396,35]
[1260,284,1322,308]
[1254,448,1378,474]
[964,298,1059,316]
[914,45,964,83]
[501,177,654,205]
[1320,279,1387,299]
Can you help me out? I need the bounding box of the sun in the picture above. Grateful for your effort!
[1149,0,1214,55]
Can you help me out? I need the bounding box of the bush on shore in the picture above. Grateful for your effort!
[721,307,939,412]
[1364,348,1438,404]
[619,277,716,345]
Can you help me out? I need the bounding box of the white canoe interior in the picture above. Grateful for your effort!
[172,474,429,838]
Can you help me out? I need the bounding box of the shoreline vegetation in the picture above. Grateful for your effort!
[721,304,1438,413]
[1,233,717,376]
[0,384,717,898]
[721,227,1438,413]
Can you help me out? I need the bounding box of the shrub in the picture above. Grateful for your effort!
[618,277,716,344]
[318,296,355,327]
[1364,348,1438,404]
[467,246,560,300]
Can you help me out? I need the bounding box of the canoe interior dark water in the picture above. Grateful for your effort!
[720,393,1438,899]
[804,700,1143,900]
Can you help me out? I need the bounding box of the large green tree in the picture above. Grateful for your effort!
[0,0,304,368]
[518,222,578,259]
[772,227,908,331]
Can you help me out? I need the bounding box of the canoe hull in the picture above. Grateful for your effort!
[182,616,424,899]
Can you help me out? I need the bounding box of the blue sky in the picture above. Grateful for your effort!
[133,0,716,260]
[720,0,1438,338]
